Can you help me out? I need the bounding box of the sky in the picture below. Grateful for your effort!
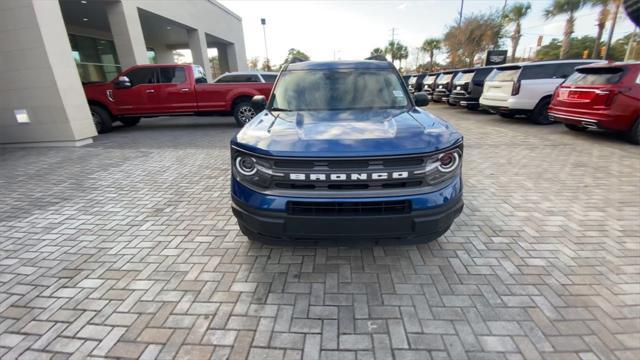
[217,0,638,67]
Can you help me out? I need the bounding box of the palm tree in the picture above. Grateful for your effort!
[421,38,441,71]
[502,2,532,62]
[397,44,409,70]
[370,48,385,57]
[385,40,402,65]
[544,0,587,59]
[587,0,610,58]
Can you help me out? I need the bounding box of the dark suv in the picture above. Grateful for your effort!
[423,72,441,100]
[432,70,460,104]
[449,66,495,110]
[407,73,428,93]
[231,60,464,243]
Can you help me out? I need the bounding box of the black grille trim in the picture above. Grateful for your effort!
[287,200,411,216]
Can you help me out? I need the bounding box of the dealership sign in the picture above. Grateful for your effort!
[484,50,508,66]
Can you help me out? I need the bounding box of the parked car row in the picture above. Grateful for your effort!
[406,60,640,144]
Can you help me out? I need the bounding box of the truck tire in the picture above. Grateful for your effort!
[529,98,553,125]
[120,117,140,127]
[233,101,256,127]
[564,124,587,132]
[90,105,113,134]
[627,119,640,145]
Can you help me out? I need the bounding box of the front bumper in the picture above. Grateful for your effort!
[231,177,463,242]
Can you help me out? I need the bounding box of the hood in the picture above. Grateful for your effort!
[232,108,462,157]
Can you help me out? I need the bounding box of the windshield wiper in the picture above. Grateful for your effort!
[270,107,291,112]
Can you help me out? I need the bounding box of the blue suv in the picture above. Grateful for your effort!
[230,60,463,243]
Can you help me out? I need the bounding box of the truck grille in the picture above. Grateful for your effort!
[287,200,411,216]
[268,155,428,192]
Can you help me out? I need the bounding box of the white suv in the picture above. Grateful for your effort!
[480,60,602,124]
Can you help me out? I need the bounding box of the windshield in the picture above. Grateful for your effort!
[486,67,521,82]
[438,74,454,84]
[564,68,624,85]
[270,70,409,111]
[455,72,475,84]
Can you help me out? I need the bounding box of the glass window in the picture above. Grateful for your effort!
[126,68,156,86]
[261,74,278,83]
[437,73,454,84]
[68,34,121,82]
[520,65,556,80]
[486,67,521,82]
[554,63,587,79]
[270,70,408,111]
[193,65,208,84]
[215,74,261,83]
[564,67,625,85]
[455,72,475,84]
[158,67,186,83]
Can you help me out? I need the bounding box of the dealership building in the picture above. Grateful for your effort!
[0,0,248,146]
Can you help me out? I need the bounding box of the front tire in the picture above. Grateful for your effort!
[233,101,256,127]
[90,105,112,134]
[529,98,553,125]
[627,119,640,145]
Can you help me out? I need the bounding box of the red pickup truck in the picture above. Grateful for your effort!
[83,64,275,133]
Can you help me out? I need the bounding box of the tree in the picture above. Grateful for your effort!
[397,44,409,70]
[209,56,221,78]
[261,58,273,71]
[247,57,260,70]
[421,38,441,72]
[284,48,310,62]
[385,40,404,66]
[502,2,532,62]
[370,48,386,57]
[534,34,636,60]
[544,0,587,59]
[443,12,504,67]
[587,0,611,58]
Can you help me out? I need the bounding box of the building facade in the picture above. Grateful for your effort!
[0,0,248,146]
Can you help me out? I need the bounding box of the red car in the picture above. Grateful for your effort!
[83,64,275,133]
[548,62,640,144]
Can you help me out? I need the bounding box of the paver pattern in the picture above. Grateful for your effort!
[0,105,639,360]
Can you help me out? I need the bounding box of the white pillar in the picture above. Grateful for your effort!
[106,1,148,68]
[188,29,212,81]
[0,0,95,145]
[226,44,239,72]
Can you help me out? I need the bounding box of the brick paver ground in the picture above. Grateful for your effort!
[0,104,638,359]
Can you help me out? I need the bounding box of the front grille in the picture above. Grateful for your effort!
[268,155,428,191]
[287,200,411,216]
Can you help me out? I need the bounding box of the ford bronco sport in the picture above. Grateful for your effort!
[230,60,464,243]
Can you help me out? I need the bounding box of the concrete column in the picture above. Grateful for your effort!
[106,1,148,68]
[150,44,175,64]
[188,29,212,81]
[226,44,239,72]
[217,45,230,74]
[0,0,95,146]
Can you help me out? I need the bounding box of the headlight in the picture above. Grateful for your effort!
[235,156,257,176]
[419,148,462,185]
[231,148,282,188]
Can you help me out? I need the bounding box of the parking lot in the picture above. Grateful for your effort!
[0,104,638,359]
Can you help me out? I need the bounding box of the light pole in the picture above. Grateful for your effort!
[261,18,269,66]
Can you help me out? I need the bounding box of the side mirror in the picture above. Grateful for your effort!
[114,76,131,89]
[251,95,267,113]
[414,92,429,107]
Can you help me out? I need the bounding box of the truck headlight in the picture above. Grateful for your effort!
[235,156,257,176]
[232,148,282,188]
[420,147,462,185]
